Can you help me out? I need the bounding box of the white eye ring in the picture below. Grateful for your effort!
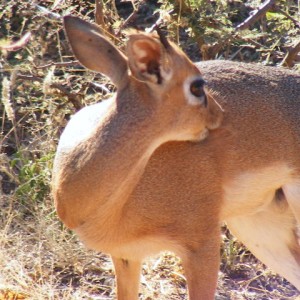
[184,76,207,106]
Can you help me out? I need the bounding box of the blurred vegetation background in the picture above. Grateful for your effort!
[0,1,299,299]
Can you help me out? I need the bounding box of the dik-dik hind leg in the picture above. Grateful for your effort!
[181,237,220,300]
[226,200,300,290]
[112,257,141,300]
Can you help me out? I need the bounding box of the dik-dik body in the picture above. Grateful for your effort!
[52,16,300,299]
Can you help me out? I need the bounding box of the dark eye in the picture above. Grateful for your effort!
[190,78,206,98]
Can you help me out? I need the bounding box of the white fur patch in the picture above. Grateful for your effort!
[222,164,294,219]
[56,98,114,153]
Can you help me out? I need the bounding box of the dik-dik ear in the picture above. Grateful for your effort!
[127,34,172,85]
[63,16,128,88]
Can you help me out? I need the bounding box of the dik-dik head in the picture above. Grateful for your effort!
[63,16,223,142]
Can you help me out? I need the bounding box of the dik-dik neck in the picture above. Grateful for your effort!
[91,83,163,193]
[56,83,167,228]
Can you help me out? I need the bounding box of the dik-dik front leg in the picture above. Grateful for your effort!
[112,257,142,300]
[181,235,220,300]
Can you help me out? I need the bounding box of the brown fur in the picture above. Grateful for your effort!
[53,16,300,300]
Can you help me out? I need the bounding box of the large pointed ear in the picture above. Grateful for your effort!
[63,16,128,88]
[126,34,172,85]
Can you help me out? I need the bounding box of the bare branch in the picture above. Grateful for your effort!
[115,1,144,35]
[274,7,300,28]
[235,0,276,31]
[35,5,61,20]
[282,41,300,68]
[95,0,106,28]
[0,32,31,52]
[51,83,83,111]
[17,74,83,111]
[34,61,79,69]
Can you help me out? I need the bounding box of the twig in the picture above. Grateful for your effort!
[51,83,82,111]
[176,0,183,45]
[147,9,172,34]
[17,74,83,111]
[34,61,79,69]
[1,77,20,150]
[115,1,143,35]
[16,74,43,82]
[35,5,61,20]
[95,0,106,28]
[282,41,300,67]
[0,32,31,52]
[274,7,300,28]
[0,113,29,168]
[235,0,276,31]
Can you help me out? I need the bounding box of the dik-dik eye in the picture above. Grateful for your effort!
[190,78,206,98]
[184,76,207,106]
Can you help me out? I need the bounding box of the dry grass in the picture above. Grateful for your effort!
[0,197,299,299]
[1,0,300,299]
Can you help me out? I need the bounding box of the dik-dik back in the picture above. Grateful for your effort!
[201,60,300,135]
[199,60,300,172]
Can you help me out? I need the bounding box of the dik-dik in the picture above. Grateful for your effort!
[52,16,300,299]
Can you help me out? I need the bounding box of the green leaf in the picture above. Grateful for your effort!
[266,11,285,21]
